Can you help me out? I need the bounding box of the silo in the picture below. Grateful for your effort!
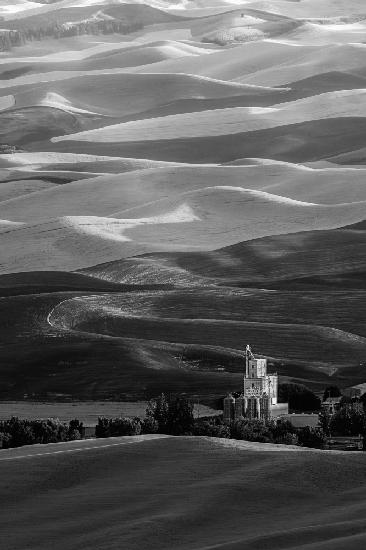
[223,394,235,424]
[234,395,245,421]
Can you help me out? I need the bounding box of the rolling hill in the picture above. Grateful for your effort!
[0,0,365,406]
[0,187,364,273]
[0,72,286,117]
[47,117,366,163]
[2,162,366,221]
[83,221,366,287]
[52,89,366,144]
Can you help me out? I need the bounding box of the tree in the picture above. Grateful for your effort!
[318,408,332,436]
[95,417,111,438]
[68,419,84,439]
[330,407,365,436]
[1,418,35,448]
[146,394,169,433]
[166,396,194,435]
[323,386,342,401]
[145,394,196,435]
[32,419,59,444]
[279,383,321,412]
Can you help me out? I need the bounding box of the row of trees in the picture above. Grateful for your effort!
[0,408,332,451]
[0,418,83,449]
[2,393,366,451]
[0,20,144,51]
[95,394,327,449]
[195,416,326,448]
[23,20,144,42]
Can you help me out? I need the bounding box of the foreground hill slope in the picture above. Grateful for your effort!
[1,436,366,550]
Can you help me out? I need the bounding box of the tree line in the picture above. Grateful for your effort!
[2,390,366,452]
[95,392,366,450]
[0,417,84,449]
[0,19,144,52]
[94,394,326,449]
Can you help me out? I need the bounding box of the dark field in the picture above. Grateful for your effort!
[1,276,365,401]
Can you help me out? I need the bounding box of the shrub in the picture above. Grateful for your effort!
[297,426,326,449]
[193,418,231,438]
[141,416,159,434]
[274,432,299,446]
[95,416,142,438]
[269,419,297,445]
[231,419,273,443]
[112,417,142,437]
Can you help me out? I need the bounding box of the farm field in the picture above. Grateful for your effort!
[0,400,219,425]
